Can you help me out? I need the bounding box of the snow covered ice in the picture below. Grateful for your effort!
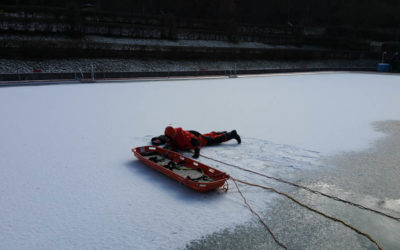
[1,72,400,249]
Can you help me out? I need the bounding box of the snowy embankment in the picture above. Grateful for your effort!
[0,73,399,249]
[0,34,376,74]
[0,58,376,74]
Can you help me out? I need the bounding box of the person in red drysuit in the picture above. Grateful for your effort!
[151,126,241,158]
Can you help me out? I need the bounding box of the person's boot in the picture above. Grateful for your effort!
[227,130,241,144]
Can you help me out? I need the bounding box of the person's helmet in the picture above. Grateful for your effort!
[151,135,168,145]
[164,126,176,139]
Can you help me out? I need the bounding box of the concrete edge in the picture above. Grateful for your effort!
[0,67,385,87]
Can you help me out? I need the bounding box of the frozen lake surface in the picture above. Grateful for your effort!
[0,72,399,249]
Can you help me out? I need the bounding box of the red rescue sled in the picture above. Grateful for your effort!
[132,146,230,192]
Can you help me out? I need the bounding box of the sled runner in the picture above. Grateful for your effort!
[132,146,229,192]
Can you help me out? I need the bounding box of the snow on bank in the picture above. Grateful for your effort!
[0,34,377,74]
[0,58,376,74]
[0,72,400,249]
[0,33,375,74]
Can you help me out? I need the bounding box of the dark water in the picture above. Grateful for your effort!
[186,120,400,250]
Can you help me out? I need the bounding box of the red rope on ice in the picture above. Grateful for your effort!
[202,153,383,249]
[233,178,383,250]
[201,153,400,222]
[231,177,288,250]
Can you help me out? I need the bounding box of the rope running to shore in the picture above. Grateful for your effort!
[200,153,400,222]
[231,177,383,250]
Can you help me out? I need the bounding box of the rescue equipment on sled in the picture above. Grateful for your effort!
[132,146,229,192]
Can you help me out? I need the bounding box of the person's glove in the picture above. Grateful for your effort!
[192,148,200,158]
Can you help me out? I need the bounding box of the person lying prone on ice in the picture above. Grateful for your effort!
[151,126,241,158]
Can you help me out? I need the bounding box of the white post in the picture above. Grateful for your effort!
[234,64,237,76]
[91,64,94,80]
[79,68,84,79]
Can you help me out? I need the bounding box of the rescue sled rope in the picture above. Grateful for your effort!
[232,178,383,250]
[200,153,400,222]
[231,178,288,250]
